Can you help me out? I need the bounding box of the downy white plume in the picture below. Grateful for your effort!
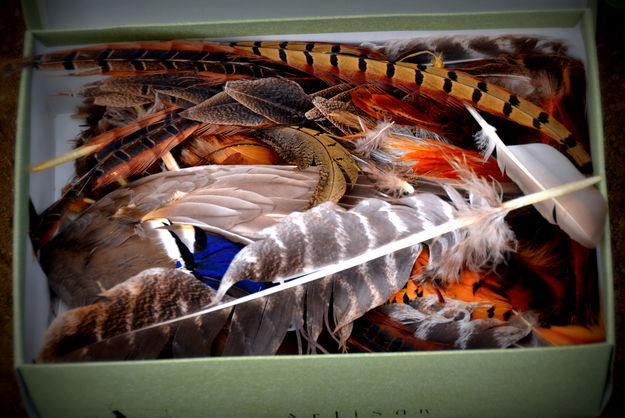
[466,104,606,248]
[352,121,396,157]
[351,122,448,167]
[428,164,515,280]
[358,161,415,199]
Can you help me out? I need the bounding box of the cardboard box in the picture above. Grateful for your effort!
[13,1,614,416]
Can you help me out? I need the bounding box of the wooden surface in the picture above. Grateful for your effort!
[0,0,623,416]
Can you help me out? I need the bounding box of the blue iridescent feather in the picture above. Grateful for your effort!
[172,226,270,294]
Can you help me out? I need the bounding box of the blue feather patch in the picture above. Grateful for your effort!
[171,226,270,294]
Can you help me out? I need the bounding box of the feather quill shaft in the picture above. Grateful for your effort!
[110,175,600,334]
[466,104,606,248]
[30,107,178,172]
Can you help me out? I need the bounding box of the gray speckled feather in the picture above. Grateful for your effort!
[368,35,570,63]
[380,295,534,349]
[214,173,518,350]
[215,196,443,348]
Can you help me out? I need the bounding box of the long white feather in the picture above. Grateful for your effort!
[116,175,601,332]
[465,104,606,248]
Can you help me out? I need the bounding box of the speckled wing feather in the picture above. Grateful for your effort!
[38,268,232,362]
[223,77,313,124]
[214,174,517,349]
[38,268,307,361]
[379,294,535,349]
[214,198,427,348]
[368,34,570,63]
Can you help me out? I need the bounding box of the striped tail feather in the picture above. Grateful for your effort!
[30,40,311,79]
[38,109,204,195]
[90,112,202,189]
[31,40,243,73]
[31,107,179,172]
[230,41,592,172]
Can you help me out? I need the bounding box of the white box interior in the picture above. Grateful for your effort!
[24,25,593,363]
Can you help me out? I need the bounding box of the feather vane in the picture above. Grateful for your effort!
[466,105,606,248]
[380,295,534,349]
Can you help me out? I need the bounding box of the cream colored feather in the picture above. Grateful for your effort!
[466,104,606,248]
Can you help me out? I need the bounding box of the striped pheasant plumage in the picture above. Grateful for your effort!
[13,33,607,361]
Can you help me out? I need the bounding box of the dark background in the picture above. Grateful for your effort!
[0,0,623,416]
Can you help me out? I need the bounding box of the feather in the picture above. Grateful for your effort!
[368,35,570,64]
[38,268,231,362]
[348,85,450,131]
[409,165,515,283]
[30,107,178,172]
[169,225,246,283]
[39,173,600,359]
[81,73,224,105]
[223,78,313,124]
[38,267,303,361]
[530,323,605,346]
[39,165,322,307]
[255,126,360,205]
[466,104,606,248]
[178,133,281,166]
[180,90,271,126]
[392,230,574,323]
[379,295,535,349]
[357,161,415,199]
[90,113,201,189]
[29,192,94,251]
[347,309,452,352]
[346,124,509,183]
[307,94,374,135]
[28,40,272,77]
[453,53,589,151]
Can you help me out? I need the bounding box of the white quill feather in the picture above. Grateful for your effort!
[117,174,601,332]
[465,104,606,248]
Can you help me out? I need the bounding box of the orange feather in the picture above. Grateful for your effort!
[179,133,282,166]
[531,324,605,345]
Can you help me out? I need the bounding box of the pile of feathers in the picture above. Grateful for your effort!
[14,34,608,362]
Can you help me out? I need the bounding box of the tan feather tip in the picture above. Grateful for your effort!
[31,143,101,172]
